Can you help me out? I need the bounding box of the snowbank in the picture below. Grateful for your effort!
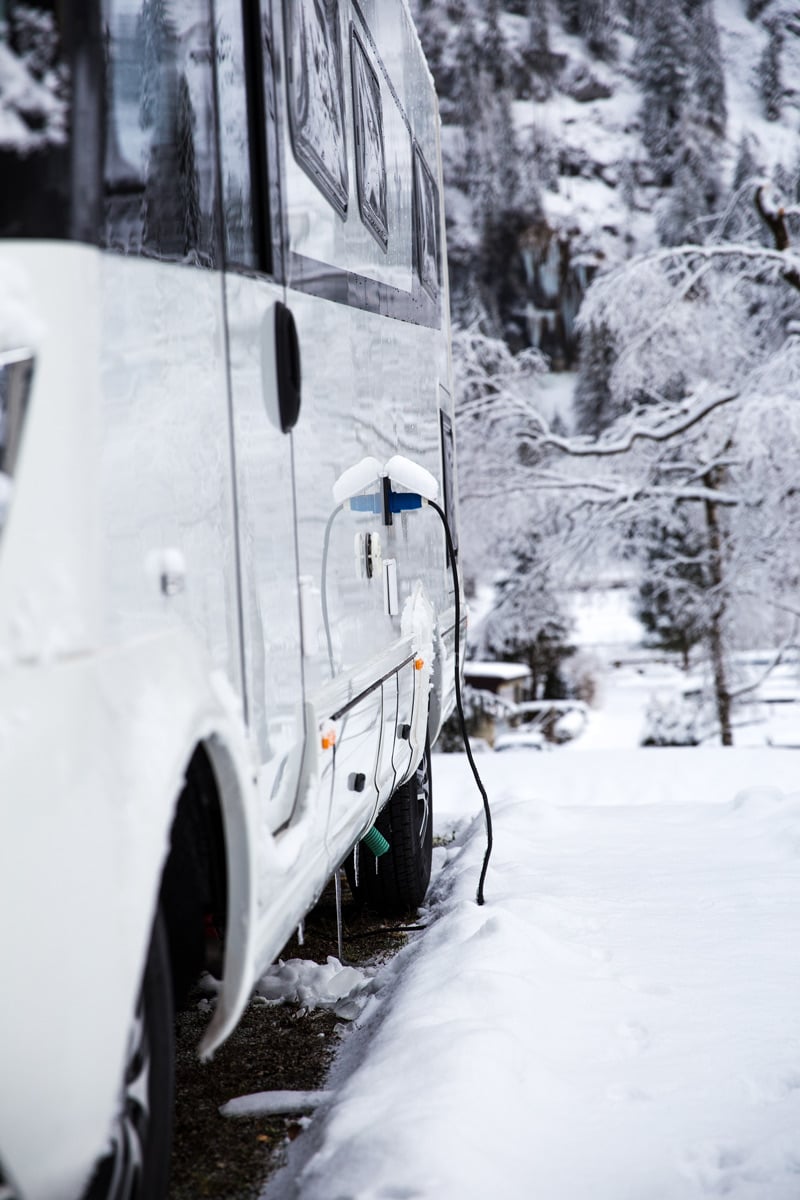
[268,746,800,1199]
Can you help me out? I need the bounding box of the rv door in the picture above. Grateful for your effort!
[215,2,306,831]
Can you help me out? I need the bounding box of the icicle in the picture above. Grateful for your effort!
[334,869,344,963]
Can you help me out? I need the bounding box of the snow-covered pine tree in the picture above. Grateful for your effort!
[449,4,538,340]
[759,24,783,122]
[637,508,710,670]
[630,2,723,244]
[636,0,691,185]
[451,8,483,150]
[655,125,720,246]
[485,0,508,90]
[733,136,762,192]
[573,319,618,435]
[450,7,520,222]
[529,123,559,192]
[617,0,638,28]
[527,0,557,94]
[581,0,617,60]
[690,0,726,136]
[556,0,582,35]
[552,0,618,57]
[529,0,551,59]
[719,138,764,241]
[480,535,574,701]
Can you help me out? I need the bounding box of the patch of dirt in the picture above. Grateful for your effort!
[168,878,420,1199]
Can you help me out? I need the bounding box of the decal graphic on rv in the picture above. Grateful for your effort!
[0,2,461,1197]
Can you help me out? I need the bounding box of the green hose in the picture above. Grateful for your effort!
[361,826,390,857]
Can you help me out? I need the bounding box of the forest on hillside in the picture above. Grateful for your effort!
[411,0,800,745]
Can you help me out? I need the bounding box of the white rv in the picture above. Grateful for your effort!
[0,2,461,1196]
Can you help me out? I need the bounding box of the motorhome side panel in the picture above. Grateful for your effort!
[273,0,456,843]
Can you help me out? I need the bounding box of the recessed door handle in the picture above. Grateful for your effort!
[274,301,301,433]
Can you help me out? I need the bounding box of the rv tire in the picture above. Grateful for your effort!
[347,737,433,915]
[83,908,174,1200]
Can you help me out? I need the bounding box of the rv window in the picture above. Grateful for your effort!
[0,1,70,153]
[284,0,348,218]
[215,2,258,270]
[350,27,387,250]
[0,2,76,238]
[103,0,218,266]
[413,144,439,301]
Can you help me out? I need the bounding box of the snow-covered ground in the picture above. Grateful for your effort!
[256,646,800,1199]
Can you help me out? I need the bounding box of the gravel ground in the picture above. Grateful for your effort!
[168,879,416,1199]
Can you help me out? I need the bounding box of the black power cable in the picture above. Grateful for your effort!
[428,499,493,906]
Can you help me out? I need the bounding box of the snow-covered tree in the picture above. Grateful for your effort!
[573,318,619,435]
[479,532,575,699]
[540,189,800,742]
[450,321,623,719]
[719,138,766,243]
[451,325,576,676]
[691,1,727,136]
[553,0,617,56]
[655,138,715,246]
[636,507,710,670]
[759,24,783,122]
[407,0,800,716]
[452,324,549,534]
[636,0,691,184]
[431,3,544,338]
[581,0,617,60]
[556,0,582,34]
[529,0,551,61]
[733,137,762,193]
[635,0,725,237]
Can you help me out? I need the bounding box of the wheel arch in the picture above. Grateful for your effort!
[158,731,260,1060]
[195,730,259,1057]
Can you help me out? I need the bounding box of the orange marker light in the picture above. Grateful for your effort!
[321,729,337,750]
[414,658,425,671]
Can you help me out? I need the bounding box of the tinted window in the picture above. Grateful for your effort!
[103,0,218,264]
[413,143,439,301]
[0,3,101,241]
[0,1,70,153]
[257,0,283,278]
[215,1,257,269]
[284,0,347,217]
[351,27,386,250]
